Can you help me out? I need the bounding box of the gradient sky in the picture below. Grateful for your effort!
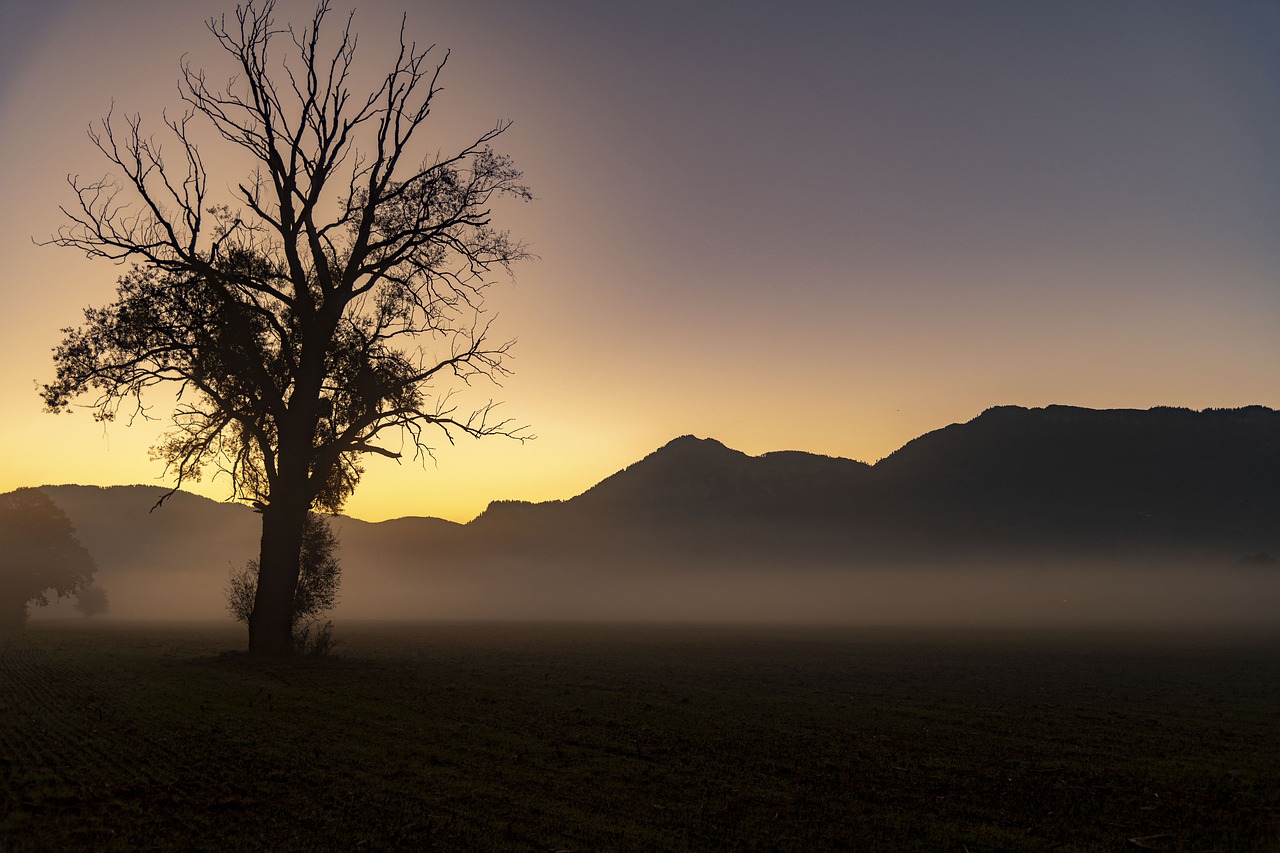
[2,0,1278,522]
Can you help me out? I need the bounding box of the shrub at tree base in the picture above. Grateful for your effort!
[227,513,341,654]
[292,619,339,657]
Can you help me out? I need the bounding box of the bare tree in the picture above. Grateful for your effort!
[42,1,531,654]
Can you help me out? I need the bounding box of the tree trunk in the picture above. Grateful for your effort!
[248,496,307,655]
[249,326,327,656]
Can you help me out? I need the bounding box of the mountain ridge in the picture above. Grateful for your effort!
[20,404,1280,622]
[466,404,1280,562]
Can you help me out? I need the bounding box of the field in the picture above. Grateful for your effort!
[2,621,1278,851]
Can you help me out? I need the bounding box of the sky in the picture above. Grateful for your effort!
[1,0,1278,523]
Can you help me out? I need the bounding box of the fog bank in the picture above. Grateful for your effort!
[35,557,1280,629]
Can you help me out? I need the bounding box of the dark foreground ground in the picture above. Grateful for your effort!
[1,621,1277,852]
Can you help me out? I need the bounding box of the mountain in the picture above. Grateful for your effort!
[869,405,1280,558]
[43,485,261,574]
[468,435,877,562]
[22,405,1280,624]
[470,405,1280,565]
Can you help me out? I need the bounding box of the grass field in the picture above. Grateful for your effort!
[2,620,1278,851]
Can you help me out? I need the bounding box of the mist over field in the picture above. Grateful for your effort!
[30,499,1280,628]
[369,563,1280,627]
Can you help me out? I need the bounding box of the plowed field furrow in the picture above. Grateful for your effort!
[1,641,53,699]
[3,645,90,722]
[3,623,1278,853]
[0,635,190,816]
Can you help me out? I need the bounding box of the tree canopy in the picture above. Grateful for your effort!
[0,489,97,628]
[74,584,110,619]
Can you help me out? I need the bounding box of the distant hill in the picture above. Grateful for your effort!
[469,405,1280,565]
[34,486,261,620]
[870,404,1280,559]
[24,405,1280,624]
[43,485,261,574]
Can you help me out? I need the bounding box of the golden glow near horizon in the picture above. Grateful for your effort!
[2,0,1279,523]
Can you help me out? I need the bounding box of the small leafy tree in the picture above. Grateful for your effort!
[0,489,97,628]
[228,512,340,653]
[74,584,110,618]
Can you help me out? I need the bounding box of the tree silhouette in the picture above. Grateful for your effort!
[0,490,97,629]
[42,1,531,654]
[74,584,110,619]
